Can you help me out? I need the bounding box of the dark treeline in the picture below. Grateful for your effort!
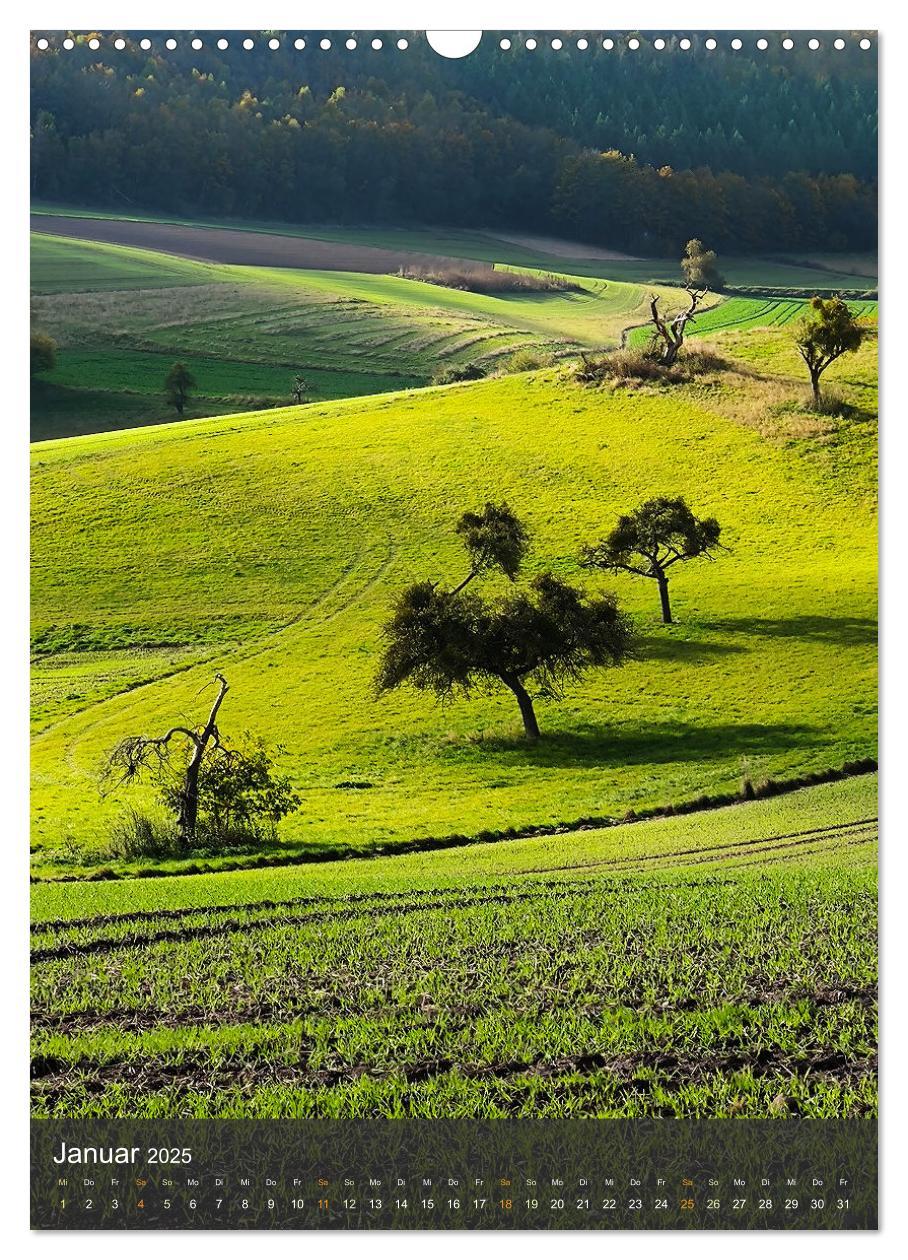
[30,33,877,255]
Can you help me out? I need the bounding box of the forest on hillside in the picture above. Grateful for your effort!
[30,32,877,255]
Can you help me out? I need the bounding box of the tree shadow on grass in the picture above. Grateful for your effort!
[635,634,747,663]
[704,615,877,647]
[476,719,821,769]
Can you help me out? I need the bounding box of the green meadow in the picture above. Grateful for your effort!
[31,331,877,878]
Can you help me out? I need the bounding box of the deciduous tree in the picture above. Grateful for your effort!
[30,330,56,376]
[681,238,725,290]
[164,361,196,417]
[377,506,634,739]
[582,496,723,624]
[794,296,865,405]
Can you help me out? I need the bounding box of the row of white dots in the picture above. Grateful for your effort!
[36,36,409,51]
[35,35,874,53]
[502,36,872,51]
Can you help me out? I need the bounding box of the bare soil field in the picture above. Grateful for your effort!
[30,214,483,276]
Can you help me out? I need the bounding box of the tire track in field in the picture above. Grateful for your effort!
[38,532,396,786]
[518,816,877,878]
[30,1044,878,1106]
[30,881,613,964]
[31,818,875,957]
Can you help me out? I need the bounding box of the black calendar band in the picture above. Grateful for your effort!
[31,1118,877,1231]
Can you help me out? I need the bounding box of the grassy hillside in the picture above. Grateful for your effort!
[31,342,876,877]
[30,774,877,1119]
[33,205,878,289]
[31,233,686,439]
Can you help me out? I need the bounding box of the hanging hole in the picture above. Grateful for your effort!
[576,38,588,50]
[397,38,409,50]
[426,31,481,58]
[371,38,382,50]
[294,38,305,50]
[679,38,691,50]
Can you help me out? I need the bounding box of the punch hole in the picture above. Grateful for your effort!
[426,31,482,58]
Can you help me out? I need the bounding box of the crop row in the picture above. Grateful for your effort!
[31,856,877,1118]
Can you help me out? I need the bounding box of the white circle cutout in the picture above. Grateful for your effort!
[426,31,482,58]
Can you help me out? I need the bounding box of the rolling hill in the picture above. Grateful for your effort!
[31,230,687,439]
[31,331,877,879]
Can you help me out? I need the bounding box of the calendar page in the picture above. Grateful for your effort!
[28,28,878,1231]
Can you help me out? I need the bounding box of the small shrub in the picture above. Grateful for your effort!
[432,363,486,386]
[507,348,556,373]
[573,346,730,387]
[108,809,180,859]
[398,264,579,295]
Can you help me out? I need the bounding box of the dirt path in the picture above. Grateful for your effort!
[31,214,479,275]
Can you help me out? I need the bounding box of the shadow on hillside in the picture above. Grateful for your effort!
[479,719,821,769]
[635,634,747,662]
[705,615,877,647]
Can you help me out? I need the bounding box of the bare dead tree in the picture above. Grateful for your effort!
[647,288,707,366]
[103,673,229,848]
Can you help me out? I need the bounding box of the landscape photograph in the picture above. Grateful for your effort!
[29,31,877,1123]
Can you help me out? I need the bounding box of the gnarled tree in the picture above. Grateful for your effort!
[376,505,634,739]
[104,672,230,848]
[582,496,723,624]
[647,288,708,366]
